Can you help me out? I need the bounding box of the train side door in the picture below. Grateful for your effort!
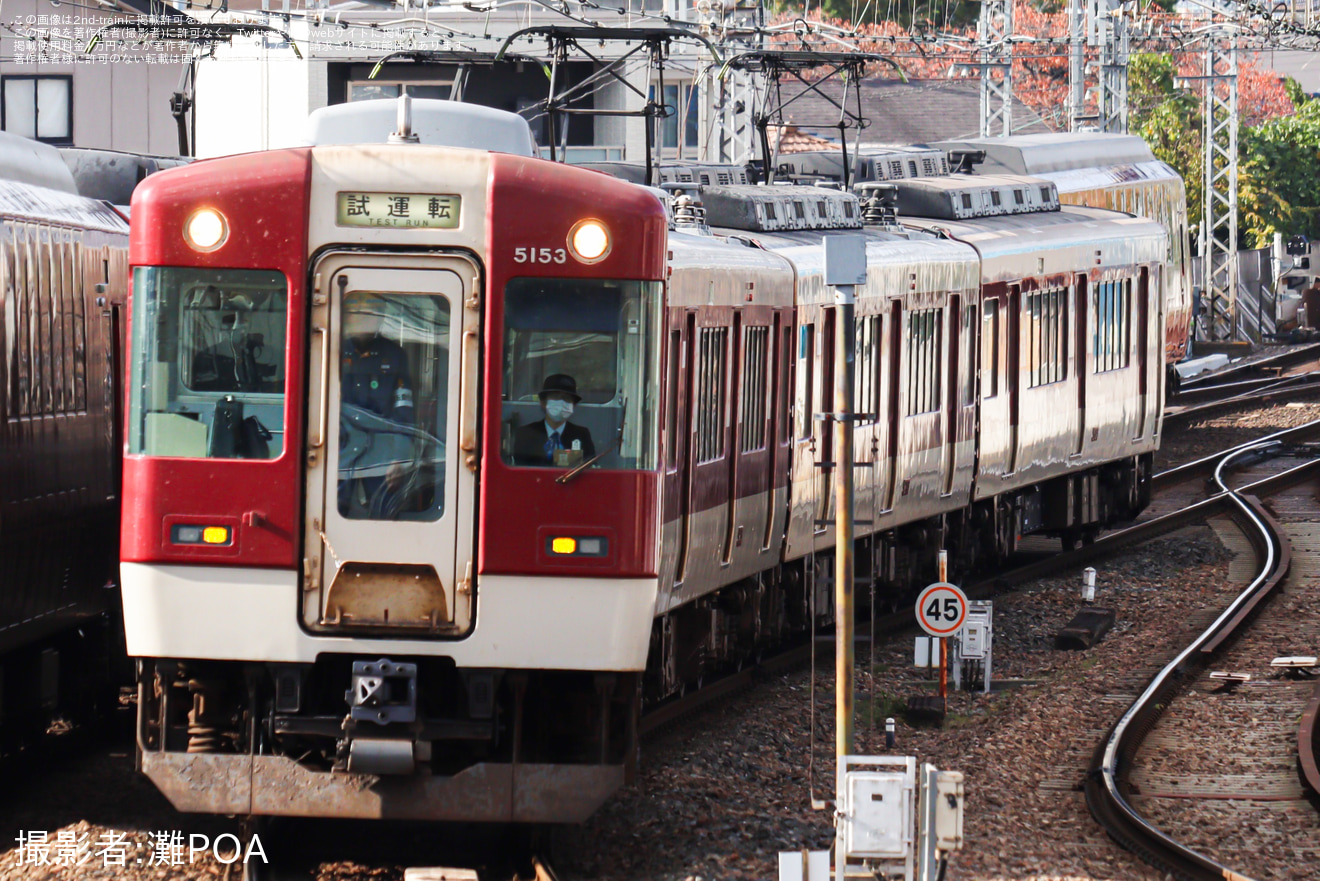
[816,308,835,531]
[1136,268,1150,439]
[670,311,694,585]
[1074,274,1088,456]
[882,301,901,512]
[1007,285,1021,475]
[303,255,479,635]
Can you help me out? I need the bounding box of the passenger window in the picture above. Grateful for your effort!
[128,267,287,460]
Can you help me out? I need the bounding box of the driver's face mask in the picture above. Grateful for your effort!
[544,399,574,422]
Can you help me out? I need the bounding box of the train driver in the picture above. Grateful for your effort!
[338,291,416,519]
[512,374,596,467]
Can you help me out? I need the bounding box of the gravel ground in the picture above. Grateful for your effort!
[1155,400,1320,472]
[3,402,1314,881]
[569,529,1235,881]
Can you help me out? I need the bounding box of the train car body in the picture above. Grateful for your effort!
[934,133,1192,368]
[0,132,130,740]
[122,107,668,822]
[121,99,1167,831]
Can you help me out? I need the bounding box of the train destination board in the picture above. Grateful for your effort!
[336,192,461,229]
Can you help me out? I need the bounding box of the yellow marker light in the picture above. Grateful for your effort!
[568,219,611,264]
[185,208,229,252]
[551,537,577,555]
[202,526,230,545]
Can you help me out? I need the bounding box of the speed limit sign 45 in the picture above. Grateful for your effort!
[916,582,969,636]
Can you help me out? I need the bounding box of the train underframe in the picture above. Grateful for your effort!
[135,453,1149,821]
[644,453,1152,701]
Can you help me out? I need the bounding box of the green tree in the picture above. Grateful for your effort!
[1238,98,1320,248]
[1129,54,1203,230]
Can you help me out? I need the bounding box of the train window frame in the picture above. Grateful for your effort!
[501,277,662,472]
[740,325,769,454]
[853,313,879,423]
[797,322,814,440]
[0,75,72,145]
[982,298,999,400]
[1025,287,1068,389]
[904,306,942,417]
[1093,278,1132,373]
[665,328,681,471]
[127,267,289,461]
[695,325,728,463]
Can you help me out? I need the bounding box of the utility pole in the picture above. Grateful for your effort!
[978,0,1014,137]
[824,236,866,767]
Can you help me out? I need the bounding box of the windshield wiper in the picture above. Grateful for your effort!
[556,395,627,485]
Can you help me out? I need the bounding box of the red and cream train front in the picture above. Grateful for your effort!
[121,141,667,821]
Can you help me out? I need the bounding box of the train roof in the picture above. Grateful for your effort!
[303,98,536,156]
[932,132,1156,175]
[931,132,1182,194]
[732,224,982,304]
[901,204,1166,265]
[60,148,191,207]
[0,178,128,232]
[0,130,79,194]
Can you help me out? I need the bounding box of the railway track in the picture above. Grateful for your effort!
[641,425,1320,880]
[1175,342,1320,395]
[1082,445,1317,881]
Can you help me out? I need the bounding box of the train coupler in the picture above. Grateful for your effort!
[342,658,420,774]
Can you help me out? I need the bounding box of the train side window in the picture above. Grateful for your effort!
[127,267,288,460]
[905,307,942,416]
[1026,287,1068,388]
[696,326,728,462]
[982,299,999,399]
[1093,279,1132,373]
[853,313,873,422]
[797,323,814,439]
[740,325,768,453]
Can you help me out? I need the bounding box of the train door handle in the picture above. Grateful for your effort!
[310,325,329,448]
[459,328,479,472]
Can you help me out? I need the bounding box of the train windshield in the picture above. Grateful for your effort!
[501,278,661,471]
[127,267,288,460]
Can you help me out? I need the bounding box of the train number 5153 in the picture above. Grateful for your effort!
[513,247,567,264]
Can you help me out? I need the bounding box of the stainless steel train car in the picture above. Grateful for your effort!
[0,131,131,744]
[118,100,1166,843]
[934,132,1192,369]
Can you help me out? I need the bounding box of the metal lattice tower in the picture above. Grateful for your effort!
[1200,34,1240,342]
[1094,0,1129,133]
[710,66,758,164]
[1069,0,1086,130]
[978,0,1013,137]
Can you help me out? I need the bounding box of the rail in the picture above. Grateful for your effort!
[1083,447,1313,881]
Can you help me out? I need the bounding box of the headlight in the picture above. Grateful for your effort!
[568,219,611,264]
[184,208,228,252]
